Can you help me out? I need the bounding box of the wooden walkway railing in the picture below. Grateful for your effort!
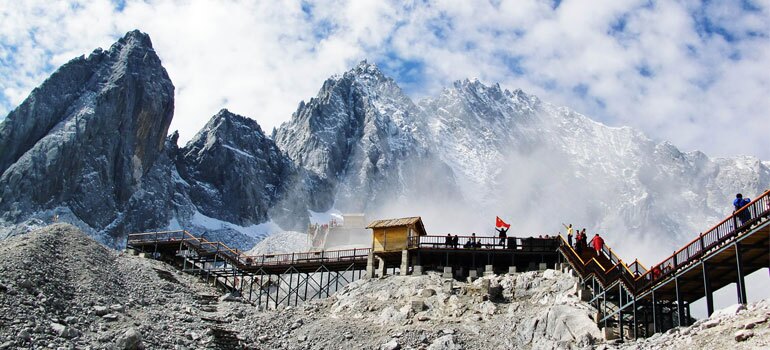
[127,230,371,270]
[408,235,558,252]
[559,189,770,295]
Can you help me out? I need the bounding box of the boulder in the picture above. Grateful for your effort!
[94,305,110,316]
[427,335,460,350]
[114,328,144,350]
[380,339,400,350]
[734,330,754,342]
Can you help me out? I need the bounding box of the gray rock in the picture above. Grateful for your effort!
[50,322,78,338]
[17,280,34,290]
[702,318,720,329]
[114,328,143,350]
[219,291,241,302]
[735,329,754,342]
[743,315,768,329]
[427,335,460,350]
[94,306,109,316]
[102,313,119,322]
[420,289,436,298]
[380,339,400,350]
[17,328,31,342]
[411,300,426,313]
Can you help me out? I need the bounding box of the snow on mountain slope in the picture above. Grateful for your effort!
[417,80,770,261]
[274,61,458,214]
[275,63,769,261]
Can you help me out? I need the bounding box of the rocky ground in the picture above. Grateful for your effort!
[225,269,603,350]
[0,224,231,349]
[0,224,767,349]
[612,300,770,350]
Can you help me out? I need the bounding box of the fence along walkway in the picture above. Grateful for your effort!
[128,231,371,308]
[128,230,371,272]
[559,189,770,297]
[558,189,770,340]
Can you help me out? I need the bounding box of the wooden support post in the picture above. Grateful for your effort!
[619,309,624,341]
[288,271,294,307]
[632,298,638,339]
[603,288,608,329]
[652,290,658,333]
[335,271,340,293]
[735,243,748,304]
[248,274,254,302]
[675,276,685,327]
[702,261,714,316]
[265,276,271,309]
[325,270,332,298]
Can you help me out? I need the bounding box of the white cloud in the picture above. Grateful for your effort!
[1,0,769,159]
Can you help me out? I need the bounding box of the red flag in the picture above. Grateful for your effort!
[495,216,510,230]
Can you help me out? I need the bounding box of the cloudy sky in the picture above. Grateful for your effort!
[1,0,769,159]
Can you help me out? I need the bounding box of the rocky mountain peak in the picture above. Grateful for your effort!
[0,29,174,241]
[190,108,266,146]
[116,29,154,49]
[177,109,299,227]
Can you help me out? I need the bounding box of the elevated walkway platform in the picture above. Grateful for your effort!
[557,189,770,340]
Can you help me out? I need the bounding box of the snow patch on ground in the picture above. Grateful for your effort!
[189,211,282,240]
[245,231,310,255]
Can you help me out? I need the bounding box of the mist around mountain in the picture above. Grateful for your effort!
[0,31,767,261]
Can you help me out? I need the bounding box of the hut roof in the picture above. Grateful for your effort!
[366,217,427,236]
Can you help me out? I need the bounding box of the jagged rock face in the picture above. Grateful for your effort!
[0,30,174,240]
[275,62,458,213]
[176,109,301,227]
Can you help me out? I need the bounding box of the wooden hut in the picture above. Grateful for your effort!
[367,217,427,252]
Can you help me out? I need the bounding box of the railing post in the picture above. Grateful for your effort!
[699,233,705,257]
[672,253,677,268]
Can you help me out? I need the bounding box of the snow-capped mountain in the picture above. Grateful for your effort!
[0,31,767,260]
[274,61,457,214]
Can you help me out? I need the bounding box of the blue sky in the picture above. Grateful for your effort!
[1,0,769,159]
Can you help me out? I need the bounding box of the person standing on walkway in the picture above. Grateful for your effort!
[575,231,583,255]
[590,234,604,254]
[562,223,573,244]
[497,226,508,246]
[733,193,751,226]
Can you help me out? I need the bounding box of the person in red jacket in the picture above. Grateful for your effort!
[590,234,604,254]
